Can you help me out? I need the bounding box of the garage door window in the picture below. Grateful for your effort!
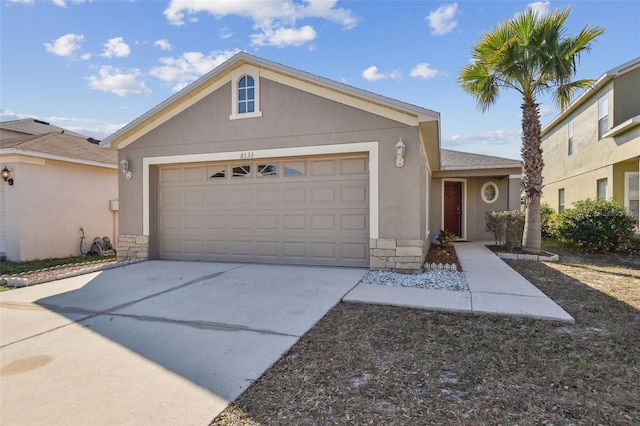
[284,161,305,176]
[232,165,251,178]
[258,164,277,177]
[208,165,226,179]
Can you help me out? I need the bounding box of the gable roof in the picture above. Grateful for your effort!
[542,56,640,135]
[0,118,87,139]
[0,132,117,168]
[439,149,521,171]
[101,52,441,169]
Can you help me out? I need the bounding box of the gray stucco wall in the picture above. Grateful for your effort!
[119,77,429,255]
[430,175,519,242]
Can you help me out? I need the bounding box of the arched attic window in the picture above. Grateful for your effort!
[230,70,262,120]
[238,75,255,114]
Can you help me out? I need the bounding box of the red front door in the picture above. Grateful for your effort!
[444,181,462,237]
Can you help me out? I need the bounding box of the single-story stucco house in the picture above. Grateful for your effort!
[102,52,521,271]
[0,132,118,261]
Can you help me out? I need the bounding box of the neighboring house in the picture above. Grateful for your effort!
[102,52,521,271]
[541,57,640,231]
[0,118,87,140]
[0,132,118,261]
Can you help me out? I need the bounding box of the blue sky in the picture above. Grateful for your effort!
[1,0,638,159]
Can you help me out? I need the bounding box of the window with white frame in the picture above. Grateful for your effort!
[567,119,574,155]
[558,188,565,212]
[480,181,499,203]
[229,68,262,120]
[625,172,639,230]
[597,178,608,200]
[598,93,609,139]
[238,75,255,114]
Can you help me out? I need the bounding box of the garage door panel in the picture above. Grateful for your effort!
[256,215,278,230]
[183,166,205,181]
[341,185,367,202]
[160,168,180,182]
[341,214,368,231]
[158,155,369,266]
[340,157,367,174]
[311,215,335,230]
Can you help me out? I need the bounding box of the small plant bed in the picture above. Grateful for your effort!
[425,243,463,271]
[485,245,559,262]
[0,255,119,288]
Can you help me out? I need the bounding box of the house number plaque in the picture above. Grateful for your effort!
[240,151,254,159]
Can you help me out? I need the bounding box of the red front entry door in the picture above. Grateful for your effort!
[444,181,462,237]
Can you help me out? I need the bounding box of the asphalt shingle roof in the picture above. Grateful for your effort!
[1,132,116,166]
[0,118,87,139]
[440,149,521,171]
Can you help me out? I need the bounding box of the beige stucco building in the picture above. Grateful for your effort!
[103,53,521,271]
[541,57,640,231]
[0,132,118,261]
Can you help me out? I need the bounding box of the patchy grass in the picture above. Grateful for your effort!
[0,254,116,276]
[213,242,639,425]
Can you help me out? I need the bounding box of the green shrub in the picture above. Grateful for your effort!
[540,203,555,237]
[434,229,456,248]
[555,198,636,253]
[485,210,525,250]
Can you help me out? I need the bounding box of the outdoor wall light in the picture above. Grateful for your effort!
[1,166,13,185]
[120,157,132,180]
[395,139,406,167]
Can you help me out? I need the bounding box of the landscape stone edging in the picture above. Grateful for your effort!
[1,259,145,288]
[496,251,559,262]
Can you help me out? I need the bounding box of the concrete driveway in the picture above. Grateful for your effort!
[0,261,366,426]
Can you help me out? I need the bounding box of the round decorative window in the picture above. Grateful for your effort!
[481,182,499,204]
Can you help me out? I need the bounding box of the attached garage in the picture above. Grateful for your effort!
[157,154,370,266]
[105,52,445,272]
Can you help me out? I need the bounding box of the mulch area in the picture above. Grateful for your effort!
[424,244,463,271]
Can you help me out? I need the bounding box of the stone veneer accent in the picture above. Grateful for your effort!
[117,234,149,261]
[369,238,426,272]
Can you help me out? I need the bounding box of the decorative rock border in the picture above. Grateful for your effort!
[1,259,145,288]
[496,251,559,262]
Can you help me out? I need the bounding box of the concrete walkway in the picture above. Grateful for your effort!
[344,242,574,323]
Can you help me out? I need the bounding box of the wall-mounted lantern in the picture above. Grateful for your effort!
[395,139,406,167]
[1,166,14,185]
[120,158,132,180]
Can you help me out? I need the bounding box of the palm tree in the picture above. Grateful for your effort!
[458,7,604,252]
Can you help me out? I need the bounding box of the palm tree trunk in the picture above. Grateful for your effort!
[521,97,543,252]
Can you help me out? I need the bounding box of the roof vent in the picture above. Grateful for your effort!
[87,137,101,145]
[34,119,50,125]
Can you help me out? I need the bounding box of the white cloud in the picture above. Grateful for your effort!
[44,33,85,57]
[427,3,458,36]
[362,65,401,82]
[80,53,91,61]
[163,0,356,47]
[410,63,440,79]
[154,39,172,51]
[219,28,233,39]
[51,0,87,7]
[527,1,551,15]
[7,0,34,4]
[149,49,240,92]
[251,25,317,47]
[101,37,131,58]
[447,129,521,146]
[88,66,152,97]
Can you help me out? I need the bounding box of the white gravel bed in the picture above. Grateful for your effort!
[360,269,469,291]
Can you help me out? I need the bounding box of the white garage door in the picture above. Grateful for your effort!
[157,154,369,267]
